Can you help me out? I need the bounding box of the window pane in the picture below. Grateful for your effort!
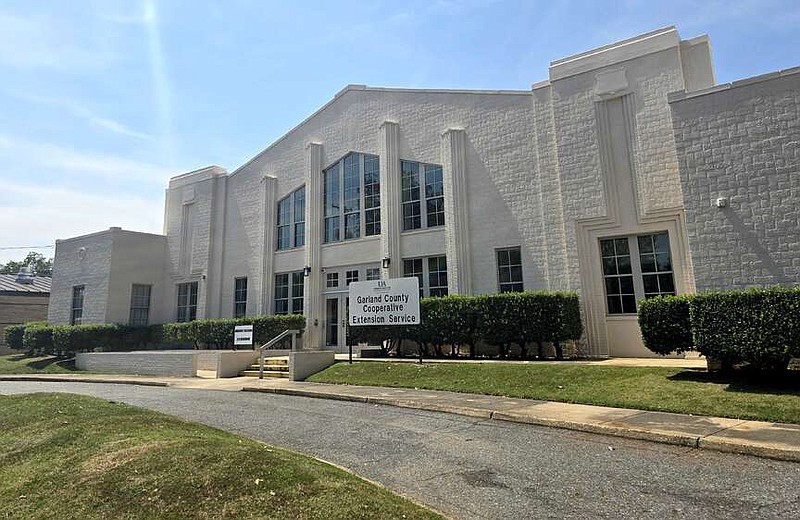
[640,254,656,273]
[600,239,615,257]
[602,257,617,275]
[614,238,629,255]
[654,233,670,253]
[619,276,634,294]
[607,296,622,315]
[642,274,659,294]
[605,277,620,295]
[637,235,653,254]
[617,255,632,274]
[344,213,360,240]
[659,273,675,294]
[621,295,637,313]
[324,216,340,243]
[656,253,672,272]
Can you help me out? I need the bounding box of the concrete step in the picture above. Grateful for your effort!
[239,369,289,378]
[245,363,289,372]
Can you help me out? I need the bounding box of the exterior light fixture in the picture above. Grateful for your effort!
[303,265,311,277]
[381,257,391,269]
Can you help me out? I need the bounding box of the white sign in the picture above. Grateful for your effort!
[348,277,420,326]
[234,325,254,346]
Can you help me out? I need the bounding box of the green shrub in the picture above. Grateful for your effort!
[161,314,306,349]
[22,323,55,355]
[4,324,25,350]
[52,324,122,354]
[638,295,694,356]
[690,287,800,371]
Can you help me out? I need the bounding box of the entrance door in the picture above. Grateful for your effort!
[324,295,349,350]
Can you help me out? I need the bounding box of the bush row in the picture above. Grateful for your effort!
[161,314,306,349]
[351,292,583,359]
[638,287,800,371]
[9,314,306,356]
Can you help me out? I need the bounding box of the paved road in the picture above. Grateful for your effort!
[2,382,798,519]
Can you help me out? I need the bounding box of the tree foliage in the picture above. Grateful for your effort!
[0,252,53,277]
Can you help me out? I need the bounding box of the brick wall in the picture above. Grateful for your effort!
[670,69,800,291]
[0,294,49,345]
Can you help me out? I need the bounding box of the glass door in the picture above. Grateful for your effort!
[325,297,339,347]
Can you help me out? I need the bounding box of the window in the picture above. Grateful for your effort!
[71,285,84,325]
[428,256,448,297]
[366,267,381,281]
[425,165,445,227]
[129,284,151,326]
[234,277,247,318]
[401,160,445,231]
[323,153,380,243]
[497,247,524,293]
[403,255,448,297]
[277,186,305,250]
[176,282,198,322]
[275,271,304,314]
[600,232,676,315]
[326,272,339,288]
[346,269,359,286]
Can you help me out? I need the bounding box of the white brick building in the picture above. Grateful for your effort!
[49,26,800,357]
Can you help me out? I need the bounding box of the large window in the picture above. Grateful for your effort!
[275,271,304,315]
[234,277,247,318]
[401,160,445,231]
[70,285,84,325]
[277,186,305,250]
[176,282,198,322]
[600,232,675,315]
[497,247,524,293]
[324,153,380,243]
[129,284,152,326]
[403,255,448,297]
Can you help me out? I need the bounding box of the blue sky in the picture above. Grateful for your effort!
[1,0,798,264]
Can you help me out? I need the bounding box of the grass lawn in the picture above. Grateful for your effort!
[0,353,81,374]
[308,362,800,425]
[0,393,441,520]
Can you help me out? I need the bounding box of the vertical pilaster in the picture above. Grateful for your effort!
[304,143,323,349]
[380,121,402,279]
[259,175,277,315]
[208,174,227,317]
[441,128,472,294]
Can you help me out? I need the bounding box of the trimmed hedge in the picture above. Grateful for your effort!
[22,322,54,355]
[161,314,306,349]
[350,291,583,359]
[690,288,800,372]
[638,287,800,371]
[638,295,693,355]
[4,324,25,350]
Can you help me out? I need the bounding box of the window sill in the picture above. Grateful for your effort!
[400,227,445,237]
[275,247,305,255]
[321,235,381,248]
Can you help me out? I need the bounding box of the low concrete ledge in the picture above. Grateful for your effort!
[76,351,198,377]
[289,351,335,381]
[0,374,169,387]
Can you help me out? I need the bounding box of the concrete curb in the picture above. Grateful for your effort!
[0,375,170,387]
[242,386,800,463]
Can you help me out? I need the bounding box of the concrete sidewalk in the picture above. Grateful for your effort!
[2,372,798,463]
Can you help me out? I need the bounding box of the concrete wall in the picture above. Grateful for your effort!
[289,351,335,381]
[670,68,800,291]
[107,230,168,324]
[196,350,259,378]
[0,294,49,346]
[75,351,197,377]
[49,230,114,324]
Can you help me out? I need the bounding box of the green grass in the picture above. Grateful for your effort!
[0,393,441,520]
[0,354,81,374]
[308,362,800,424]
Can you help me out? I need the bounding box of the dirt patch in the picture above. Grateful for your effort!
[80,440,178,480]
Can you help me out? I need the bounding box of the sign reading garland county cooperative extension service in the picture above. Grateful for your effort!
[348,277,420,326]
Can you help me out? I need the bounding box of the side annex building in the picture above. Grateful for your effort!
[48,26,800,357]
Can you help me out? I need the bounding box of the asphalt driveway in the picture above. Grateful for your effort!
[1,382,798,519]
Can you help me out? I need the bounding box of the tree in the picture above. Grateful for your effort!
[0,252,53,277]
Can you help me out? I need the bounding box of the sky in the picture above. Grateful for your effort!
[1,0,798,264]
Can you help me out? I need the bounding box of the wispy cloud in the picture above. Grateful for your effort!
[0,135,172,184]
[0,182,163,262]
[10,92,153,141]
[0,12,114,71]
[143,0,176,164]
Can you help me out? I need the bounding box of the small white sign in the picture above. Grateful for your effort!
[234,325,254,346]
[348,277,420,326]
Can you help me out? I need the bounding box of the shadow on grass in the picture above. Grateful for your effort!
[14,355,80,372]
[669,369,800,396]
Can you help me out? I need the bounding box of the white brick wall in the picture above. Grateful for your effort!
[671,69,800,291]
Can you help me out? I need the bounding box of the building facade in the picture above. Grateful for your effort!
[48,26,800,357]
[1,272,50,352]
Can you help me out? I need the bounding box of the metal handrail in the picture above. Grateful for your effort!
[258,329,301,379]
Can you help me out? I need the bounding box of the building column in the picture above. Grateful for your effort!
[259,175,277,315]
[380,121,402,279]
[304,143,323,349]
[441,128,472,294]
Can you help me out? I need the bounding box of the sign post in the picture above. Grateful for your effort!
[234,325,254,349]
[348,277,421,363]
